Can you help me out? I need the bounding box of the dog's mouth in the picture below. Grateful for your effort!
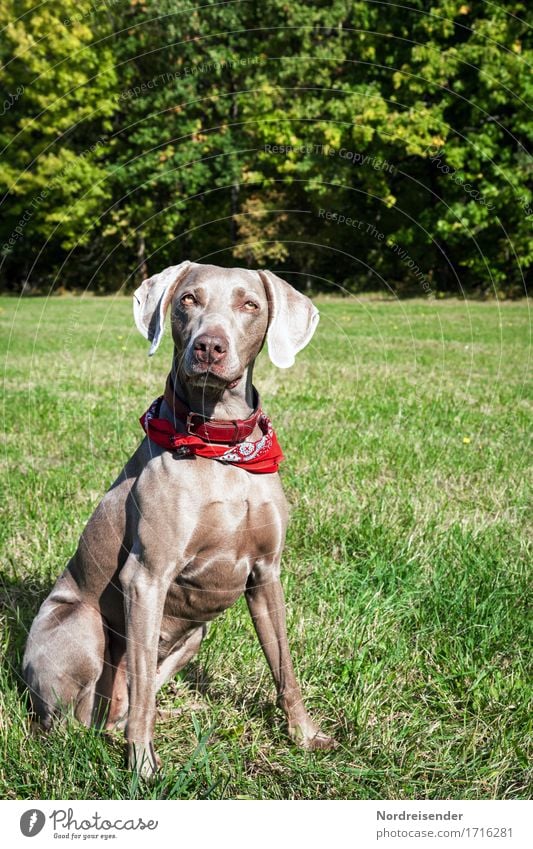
[185,366,243,390]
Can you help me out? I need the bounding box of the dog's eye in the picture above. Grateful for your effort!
[180,293,197,306]
[243,301,259,311]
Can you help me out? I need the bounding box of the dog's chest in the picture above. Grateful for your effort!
[162,494,285,622]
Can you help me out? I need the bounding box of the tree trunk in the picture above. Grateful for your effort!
[230,181,239,248]
[230,89,239,249]
[137,231,148,282]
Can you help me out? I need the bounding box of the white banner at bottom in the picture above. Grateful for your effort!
[2,799,531,849]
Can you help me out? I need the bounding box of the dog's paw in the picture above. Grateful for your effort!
[288,723,338,751]
[105,711,128,733]
[304,730,338,751]
[127,742,161,779]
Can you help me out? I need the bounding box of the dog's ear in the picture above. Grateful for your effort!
[133,262,191,355]
[258,270,319,368]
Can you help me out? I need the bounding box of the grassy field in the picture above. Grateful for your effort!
[0,293,531,800]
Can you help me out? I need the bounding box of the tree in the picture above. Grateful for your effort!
[0,0,117,290]
[1,0,530,296]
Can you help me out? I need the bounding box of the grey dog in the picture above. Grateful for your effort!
[23,262,336,776]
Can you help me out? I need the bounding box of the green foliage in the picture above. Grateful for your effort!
[0,1,531,294]
[0,0,117,286]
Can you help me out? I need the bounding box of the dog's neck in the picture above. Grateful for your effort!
[169,352,257,420]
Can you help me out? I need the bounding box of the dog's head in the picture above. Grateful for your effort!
[133,262,319,389]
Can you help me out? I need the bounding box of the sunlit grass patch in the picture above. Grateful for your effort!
[1,295,531,799]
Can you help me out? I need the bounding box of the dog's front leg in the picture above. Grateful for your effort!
[245,563,337,751]
[120,552,171,778]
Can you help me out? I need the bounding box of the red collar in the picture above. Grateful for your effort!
[140,385,284,475]
[164,375,262,445]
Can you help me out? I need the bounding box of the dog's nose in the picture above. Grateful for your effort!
[193,332,228,364]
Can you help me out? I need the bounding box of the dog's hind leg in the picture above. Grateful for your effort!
[23,596,108,729]
[102,635,129,731]
[155,624,206,691]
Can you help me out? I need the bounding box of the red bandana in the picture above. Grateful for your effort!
[140,397,284,475]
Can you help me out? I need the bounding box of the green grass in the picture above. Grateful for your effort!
[1,293,531,800]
